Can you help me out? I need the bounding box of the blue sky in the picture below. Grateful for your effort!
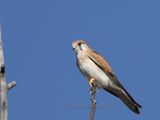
[0,0,160,119]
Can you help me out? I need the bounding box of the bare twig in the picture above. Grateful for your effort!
[89,80,97,120]
[0,24,16,120]
[7,81,16,90]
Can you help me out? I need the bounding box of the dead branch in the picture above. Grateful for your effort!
[0,24,16,120]
[89,80,97,120]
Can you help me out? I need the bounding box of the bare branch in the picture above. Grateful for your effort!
[0,24,16,120]
[0,73,8,120]
[0,24,8,120]
[89,80,97,120]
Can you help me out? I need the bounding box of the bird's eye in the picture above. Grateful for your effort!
[78,43,81,46]
[78,42,83,50]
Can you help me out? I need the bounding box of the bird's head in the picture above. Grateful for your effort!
[72,40,89,53]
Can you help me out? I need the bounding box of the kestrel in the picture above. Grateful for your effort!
[72,40,142,114]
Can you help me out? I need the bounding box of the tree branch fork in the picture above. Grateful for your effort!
[0,65,16,120]
[0,24,16,120]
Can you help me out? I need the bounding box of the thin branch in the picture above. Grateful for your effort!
[89,80,97,120]
[7,81,16,90]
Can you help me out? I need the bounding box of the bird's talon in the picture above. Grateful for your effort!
[89,78,95,86]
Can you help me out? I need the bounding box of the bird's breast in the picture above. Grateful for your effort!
[77,53,110,88]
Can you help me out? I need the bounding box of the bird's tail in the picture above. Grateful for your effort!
[105,83,142,114]
[118,89,142,114]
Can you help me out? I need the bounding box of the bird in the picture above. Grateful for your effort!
[72,40,142,114]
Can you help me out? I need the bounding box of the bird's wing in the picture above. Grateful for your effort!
[107,81,141,114]
[87,50,142,113]
[87,50,116,79]
[87,50,120,96]
[87,50,140,101]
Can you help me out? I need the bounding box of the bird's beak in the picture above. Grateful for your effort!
[72,47,75,51]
